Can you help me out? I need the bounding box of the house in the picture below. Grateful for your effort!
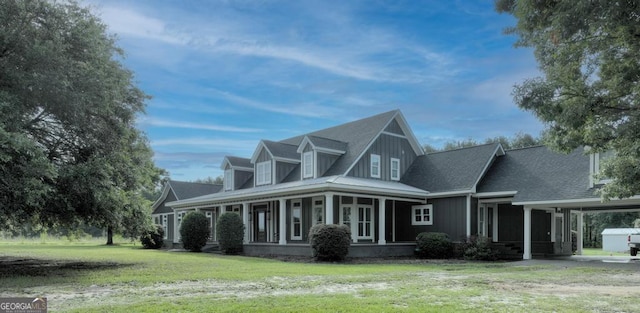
[151,180,222,246]
[161,110,640,259]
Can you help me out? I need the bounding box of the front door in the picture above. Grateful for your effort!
[253,205,268,242]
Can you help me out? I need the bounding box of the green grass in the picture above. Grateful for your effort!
[581,248,629,256]
[1,240,638,312]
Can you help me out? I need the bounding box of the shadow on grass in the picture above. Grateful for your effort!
[0,256,133,278]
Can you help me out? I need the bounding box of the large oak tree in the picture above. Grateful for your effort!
[496,0,640,199]
[0,0,164,242]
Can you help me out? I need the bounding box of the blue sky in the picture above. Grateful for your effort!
[88,0,543,181]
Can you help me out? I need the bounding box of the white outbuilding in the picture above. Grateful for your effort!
[601,228,640,253]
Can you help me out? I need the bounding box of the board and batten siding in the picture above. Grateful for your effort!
[497,204,551,242]
[275,161,297,183]
[384,119,404,135]
[347,133,417,180]
[234,170,253,190]
[317,153,340,177]
[256,149,271,163]
[394,197,467,242]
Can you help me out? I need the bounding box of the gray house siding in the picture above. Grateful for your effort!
[385,119,403,135]
[276,161,297,183]
[497,204,552,242]
[154,192,177,214]
[348,133,417,180]
[393,197,467,242]
[234,170,253,190]
[317,153,340,177]
[256,149,270,163]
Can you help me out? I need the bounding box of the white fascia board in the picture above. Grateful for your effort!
[151,183,171,211]
[315,147,346,155]
[274,157,301,164]
[474,191,518,198]
[514,195,640,208]
[425,190,473,198]
[167,176,428,208]
[296,136,313,154]
[220,157,231,170]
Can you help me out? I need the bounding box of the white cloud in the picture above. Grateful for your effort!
[139,117,262,133]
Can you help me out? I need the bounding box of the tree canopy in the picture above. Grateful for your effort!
[0,0,163,241]
[496,0,640,199]
[423,132,541,153]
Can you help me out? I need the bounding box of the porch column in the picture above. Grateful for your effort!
[466,195,472,237]
[576,211,584,255]
[523,206,532,260]
[378,197,386,245]
[325,193,334,224]
[242,202,250,243]
[279,198,286,245]
[492,205,499,242]
[550,209,556,243]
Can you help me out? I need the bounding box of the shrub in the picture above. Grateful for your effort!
[415,232,453,259]
[140,224,164,249]
[460,236,498,261]
[216,213,245,254]
[308,224,351,261]
[180,211,210,252]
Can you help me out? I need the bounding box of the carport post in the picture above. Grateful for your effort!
[576,211,584,255]
[523,207,532,260]
[279,199,286,245]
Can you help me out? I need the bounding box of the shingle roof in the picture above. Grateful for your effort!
[168,180,222,200]
[476,146,597,202]
[225,156,252,169]
[306,135,348,152]
[401,143,501,193]
[280,110,400,176]
[262,140,300,161]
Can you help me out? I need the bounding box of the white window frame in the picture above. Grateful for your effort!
[256,161,272,186]
[412,204,433,226]
[356,205,374,240]
[390,158,400,181]
[303,151,314,179]
[312,197,324,225]
[291,199,302,240]
[370,154,381,178]
[224,169,233,191]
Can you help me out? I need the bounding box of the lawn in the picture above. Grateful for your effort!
[0,239,639,312]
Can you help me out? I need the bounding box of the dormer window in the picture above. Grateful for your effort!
[303,151,313,178]
[591,150,615,186]
[390,158,400,181]
[256,161,272,185]
[224,169,233,191]
[370,154,381,178]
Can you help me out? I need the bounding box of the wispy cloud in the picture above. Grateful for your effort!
[151,138,256,151]
[139,117,262,133]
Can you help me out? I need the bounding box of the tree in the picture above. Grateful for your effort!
[193,176,224,185]
[496,0,640,199]
[0,0,163,242]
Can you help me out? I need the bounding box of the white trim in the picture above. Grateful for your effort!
[466,195,471,236]
[250,141,271,164]
[390,158,400,181]
[514,195,640,207]
[273,157,301,164]
[425,190,473,198]
[381,131,407,139]
[278,198,286,245]
[470,144,505,193]
[151,181,179,212]
[311,196,324,225]
[296,136,346,155]
[370,154,381,178]
[474,191,518,198]
[315,147,346,155]
[291,199,302,240]
[256,161,272,186]
[325,192,334,224]
[224,168,234,191]
[356,203,374,240]
[303,151,314,179]
[411,204,433,225]
[478,197,514,204]
[523,207,532,260]
[378,198,386,245]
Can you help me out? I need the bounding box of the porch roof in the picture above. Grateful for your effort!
[167,175,429,208]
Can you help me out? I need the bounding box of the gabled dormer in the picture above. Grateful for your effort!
[297,135,347,179]
[220,156,254,191]
[251,140,300,186]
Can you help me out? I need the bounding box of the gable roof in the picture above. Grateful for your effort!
[296,135,348,154]
[281,110,423,176]
[251,140,300,163]
[476,146,597,204]
[401,143,503,194]
[152,180,223,212]
[221,156,253,171]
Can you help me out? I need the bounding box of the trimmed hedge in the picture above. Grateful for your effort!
[309,224,351,261]
[415,232,453,259]
[140,224,164,249]
[179,211,210,252]
[216,212,245,254]
[460,236,498,261]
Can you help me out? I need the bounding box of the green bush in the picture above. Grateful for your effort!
[461,236,498,261]
[140,224,164,249]
[415,232,453,259]
[179,211,210,252]
[216,213,245,254]
[308,224,351,261]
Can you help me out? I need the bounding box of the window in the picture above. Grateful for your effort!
[312,197,324,225]
[412,204,433,226]
[591,150,615,185]
[162,214,168,239]
[303,151,313,178]
[370,154,381,178]
[357,205,373,239]
[224,169,233,191]
[256,161,272,185]
[226,205,241,215]
[390,158,400,181]
[291,200,302,240]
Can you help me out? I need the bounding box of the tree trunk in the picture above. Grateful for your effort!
[106,226,113,245]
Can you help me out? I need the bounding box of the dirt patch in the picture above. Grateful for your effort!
[0,256,130,277]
